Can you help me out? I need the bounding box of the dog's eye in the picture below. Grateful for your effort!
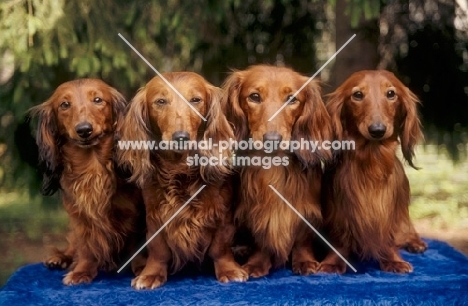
[352,91,364,101]
[190,97,201,103]
[155,99,167,105]
[93,97,103,104]
[386,89,396,100]
[248,93,261,103]
[60,101,70,109]
[286,95,298,104]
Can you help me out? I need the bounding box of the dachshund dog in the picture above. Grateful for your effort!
[117,72,248,289]
[221,65,333,277]
[319,70,427,274]
[30,79,145,285]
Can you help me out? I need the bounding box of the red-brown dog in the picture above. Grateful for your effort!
[117,72,248,289]
[222,65,333,277]
[30,79,145,285]
[320,70,427,274]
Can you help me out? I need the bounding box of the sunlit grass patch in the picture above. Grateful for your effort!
[406,145,468,229]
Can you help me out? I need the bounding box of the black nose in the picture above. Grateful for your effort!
[172,131,190,142]
[263,131,283,142]
[75,122,93,139]
[368,123,387,139]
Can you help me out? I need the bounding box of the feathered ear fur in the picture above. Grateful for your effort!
[199,85,235,182]
[109,87,128,137]
[396,84,423,169]
[325,87,345,142]
[28,102,61,195]
[292,79,333,166]
[220,71,248,142]
[115,88,153,187]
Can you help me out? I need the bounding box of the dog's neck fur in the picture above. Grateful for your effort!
[330,134,403,259]
[60,134,116,220]
[237,152,322,265]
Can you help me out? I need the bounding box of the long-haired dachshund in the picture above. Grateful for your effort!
[319,70,427,274]
[221,65,333,277]
[117,72,248,289]
[29,79,145,285]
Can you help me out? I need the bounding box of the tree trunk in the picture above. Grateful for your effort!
[332,0,380,88]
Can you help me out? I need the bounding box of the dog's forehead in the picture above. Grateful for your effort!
[350,72,397,93]
[147,74,208,97]
[242,68,304,93]
[53,81,109,102]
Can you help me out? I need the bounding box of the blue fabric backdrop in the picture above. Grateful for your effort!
[1,239,467,305]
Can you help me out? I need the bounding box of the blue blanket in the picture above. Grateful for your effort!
[1,239,467,305]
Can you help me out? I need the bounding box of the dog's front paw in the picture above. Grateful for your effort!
[63,270,96,285]
[242,262,270,278]
[380,260,413,273]
[405,239,428,254]
[131,273,167,290]
[44,254,73,270]
[216,264,248,283]
[318,262,347,274]
[292,260,320,275]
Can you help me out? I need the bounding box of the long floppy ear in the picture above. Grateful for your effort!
[28,103,61,196]
[220,71,248,141]
[292,80,333,166]
[398,85,423,169]
[115,88,153,187]
[325,87,346,142]
[109,87,128,136]
[199,85,235,182]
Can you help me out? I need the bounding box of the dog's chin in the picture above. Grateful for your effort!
[363,134,390,142]
[72,135,102,148]
[172,149,189,155]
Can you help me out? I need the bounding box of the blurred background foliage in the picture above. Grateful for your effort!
[0,0,467,286]
[1,0,467,195]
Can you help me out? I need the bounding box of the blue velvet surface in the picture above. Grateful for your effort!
[1,239,468,305]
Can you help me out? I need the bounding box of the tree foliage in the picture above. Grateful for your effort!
[0,0,466,192]
[0,0,330,192]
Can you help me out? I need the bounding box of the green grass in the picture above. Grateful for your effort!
[0,192,67,286]
[406,145,468,229]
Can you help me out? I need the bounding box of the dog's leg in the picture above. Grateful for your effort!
[44,243,75,270]
[318,246,348,274]
[209,221,248,283]
[62,248,99,285]
[130,252,147,277]
[292,227,319,275]
[131,233,170,290]
[379,247,413,273]
[242,248,272,278]
[395,218,428,253]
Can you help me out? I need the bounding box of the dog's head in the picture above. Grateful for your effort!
[117,72,234,185]
[29,79,126,195]
[326,70,423,168]
[221,65,332,166]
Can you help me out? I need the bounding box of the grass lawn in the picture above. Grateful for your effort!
[0,193,67,286]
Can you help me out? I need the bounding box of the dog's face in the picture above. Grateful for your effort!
[327,70,422,168]
[144,72,216,144]
[51,79,120,147]
[340,71,405,141]
[236,66,308,143]
[29,78,126,195]
[117,72,234,186]
[222,65,332,165]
